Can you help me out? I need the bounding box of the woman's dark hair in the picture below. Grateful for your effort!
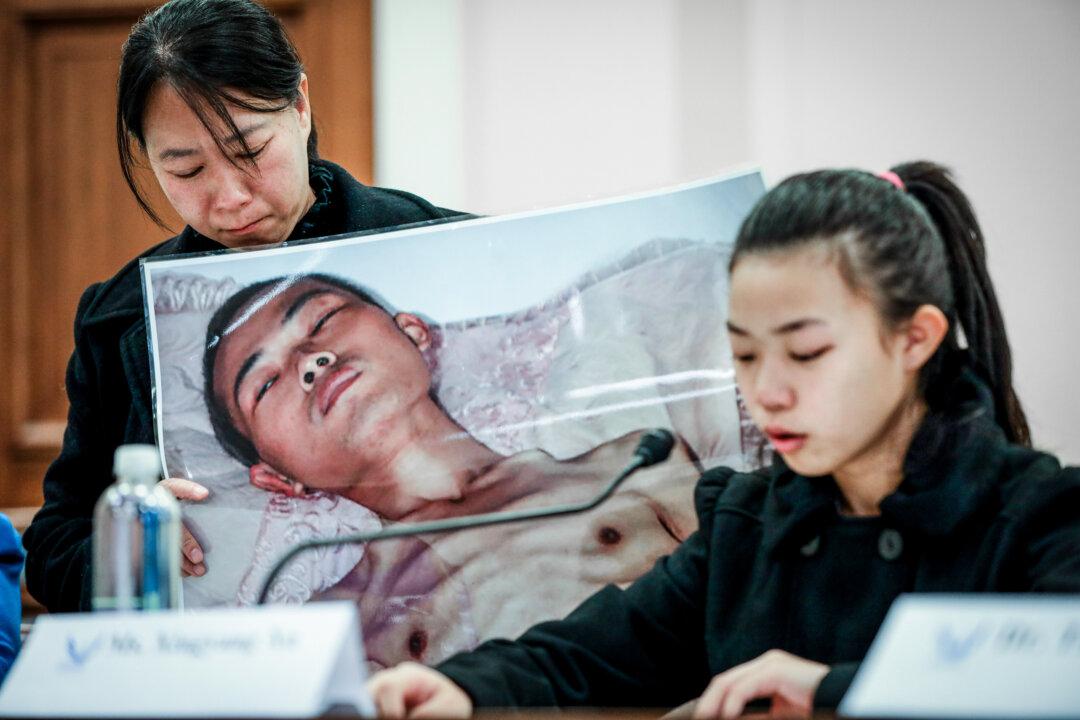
[117,0,317,227]
[731,161,1030,446]
[203,274,385,467]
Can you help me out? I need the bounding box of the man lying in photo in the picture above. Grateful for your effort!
[202,273,704,667]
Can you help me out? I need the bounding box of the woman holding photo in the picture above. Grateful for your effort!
[366,162,1080,718]
[22,0,465,612]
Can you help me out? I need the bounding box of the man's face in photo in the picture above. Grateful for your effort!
[212,278,433,490]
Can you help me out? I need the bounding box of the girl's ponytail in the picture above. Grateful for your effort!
[893,162,1031,446]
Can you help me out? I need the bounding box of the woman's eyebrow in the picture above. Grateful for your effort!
[157,122,270,161]
[222,121,269,146]
[158,146,197,161]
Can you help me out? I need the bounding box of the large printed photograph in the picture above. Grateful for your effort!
[142,170,765,668]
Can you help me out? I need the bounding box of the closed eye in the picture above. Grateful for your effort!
[174,166,203,179]
[255,375,278,404]
[237,140,269,162]
[733,353,756,364]
[311,306,344,336]
[790,346,832,362]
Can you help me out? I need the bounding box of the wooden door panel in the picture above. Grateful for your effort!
[293,0,374,184]
[23,21,175,431]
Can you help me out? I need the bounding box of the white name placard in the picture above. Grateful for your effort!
[0,602,373,718]
[840,595,1080,719]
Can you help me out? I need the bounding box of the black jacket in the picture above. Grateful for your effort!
[23,160,466,612]
[437,371,1080,709]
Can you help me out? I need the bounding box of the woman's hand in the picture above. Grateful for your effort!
[158,477,209,577]
[367,662,472,719]
[692,649,829,719]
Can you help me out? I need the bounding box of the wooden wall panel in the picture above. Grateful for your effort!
[294,0,374,185]
[23,21,175,431]
[0,0,374,509]
[0,1,23,507]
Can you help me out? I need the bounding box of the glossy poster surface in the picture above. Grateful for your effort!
[141,170,765,668]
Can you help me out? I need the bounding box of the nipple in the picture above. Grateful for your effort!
[597,526,622,546]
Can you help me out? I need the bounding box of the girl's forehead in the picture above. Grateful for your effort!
[729,248,871,328]
[732,247,843,299]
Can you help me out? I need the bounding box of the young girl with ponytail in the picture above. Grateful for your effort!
[366,162,1080,719]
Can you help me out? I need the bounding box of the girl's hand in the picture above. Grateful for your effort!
[158,477,210,577]
[367,662,472,719]
[692,649,829,719]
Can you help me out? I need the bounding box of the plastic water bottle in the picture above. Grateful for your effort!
[92,444,182,611]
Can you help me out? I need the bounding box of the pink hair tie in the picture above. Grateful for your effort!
[878,170,905,191]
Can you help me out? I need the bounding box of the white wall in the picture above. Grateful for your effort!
[374,0,749,212]
[372,0,466,210]
[374,0,1080,462]
[745,0,1080,462]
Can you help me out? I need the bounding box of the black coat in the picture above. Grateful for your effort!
[23,160,466,612]
[436,371,1080,709]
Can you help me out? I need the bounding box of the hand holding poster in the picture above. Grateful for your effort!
[141,169,765,668]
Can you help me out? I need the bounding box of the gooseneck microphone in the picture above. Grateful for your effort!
[256,428,676,605]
